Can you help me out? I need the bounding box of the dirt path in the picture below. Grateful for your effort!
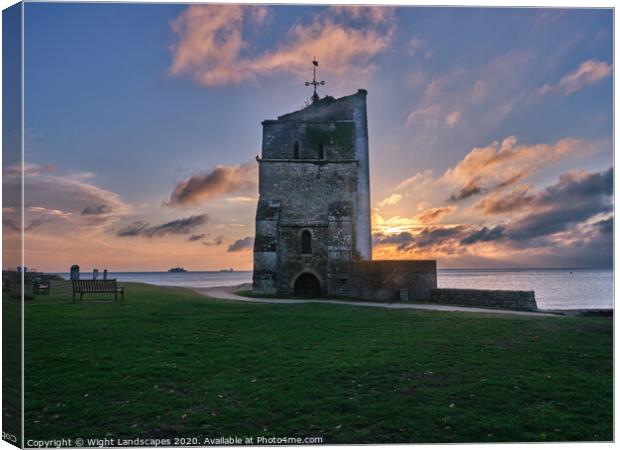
[194,286,561,317]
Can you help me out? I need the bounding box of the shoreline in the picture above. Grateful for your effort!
[197,284,613,317]
[52,274,614,312]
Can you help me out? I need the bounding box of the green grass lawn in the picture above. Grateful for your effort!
[3,292,22,445]
[24,280,612,443]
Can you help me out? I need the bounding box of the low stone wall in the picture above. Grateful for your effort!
[430,288,537,311]
[347,260,437,301]
[552,309,613,317]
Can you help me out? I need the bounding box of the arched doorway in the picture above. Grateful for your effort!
[294,272,321,297]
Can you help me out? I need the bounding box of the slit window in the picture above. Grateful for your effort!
[318,143,324,159]
[294,141,299,159]
[301,230,312,254]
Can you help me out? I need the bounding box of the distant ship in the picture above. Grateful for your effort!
[220,268,234,272]
[168,267,187,273]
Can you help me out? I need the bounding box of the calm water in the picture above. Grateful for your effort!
[58,269,613,310]
[438,269,613,310]
[57,271,253,289]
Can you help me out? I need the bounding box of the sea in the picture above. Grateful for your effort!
[57,268,613,310]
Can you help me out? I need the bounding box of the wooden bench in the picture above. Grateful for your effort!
[33,276,50,295]
[72,279,124,302]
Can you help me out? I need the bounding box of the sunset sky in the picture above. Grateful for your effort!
[5,3,613,271]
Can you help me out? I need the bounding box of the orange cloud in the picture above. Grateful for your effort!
[537,59,612,96]
[405,50,536,131]
[2,165,130,236]
[416,205,456,224]
[8,163,257,272]
[167,163,257,207]
[328,5,395,24]
[442,136,588,201]
[169,5,395,87]
[559,59,612,94]
[445,111,461,127]
[170,5,258,86]
[406,103,442,127]
[473,186,534,215]
[377,193,402,208]
[384,136,591,219]
[373,167,612,268]
[372,212,423,235]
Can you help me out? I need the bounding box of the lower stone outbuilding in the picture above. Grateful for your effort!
[347,260,437,301]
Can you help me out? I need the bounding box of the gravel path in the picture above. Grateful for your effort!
[194,286,561,317]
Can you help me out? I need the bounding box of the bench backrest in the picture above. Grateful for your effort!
[73,279,118,292]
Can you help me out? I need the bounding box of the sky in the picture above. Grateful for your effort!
[4,3,613,271]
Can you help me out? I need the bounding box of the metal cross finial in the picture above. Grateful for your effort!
[304,58,325,103]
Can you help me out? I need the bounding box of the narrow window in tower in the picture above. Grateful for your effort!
[301,230,312,254]
[318,143,324,159]
[294,141,299,159]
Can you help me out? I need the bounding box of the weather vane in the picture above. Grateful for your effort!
[304,58,325,103]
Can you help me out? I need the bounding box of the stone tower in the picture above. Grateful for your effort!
[253,89,372,296]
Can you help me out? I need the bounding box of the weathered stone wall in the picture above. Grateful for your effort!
[277,225,329,295]
[258,161,359,224]
[253,90,403,296]
[262,89,372,260]
[277,92,359,122]
[326,201,354,296]
[254,145,359,295]
[430,288,538,311]
[346,260,437,301]
[253,200,280,294]
[351,90,372,260]
[262,121,356,160]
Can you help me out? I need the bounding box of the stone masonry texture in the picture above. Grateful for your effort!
[252,90,437,299]
[430,288,538,311]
